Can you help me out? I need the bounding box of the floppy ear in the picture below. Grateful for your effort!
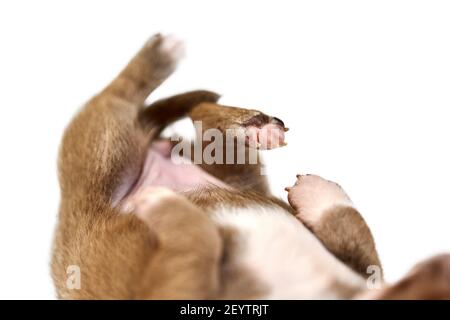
[139,90,221,132]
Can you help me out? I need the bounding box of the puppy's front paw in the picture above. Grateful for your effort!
[286,174,353,226]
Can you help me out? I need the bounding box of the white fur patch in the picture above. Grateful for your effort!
[212,205,365,299]
[159,34,185,62]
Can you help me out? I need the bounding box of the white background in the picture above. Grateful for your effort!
[1,1,449,299]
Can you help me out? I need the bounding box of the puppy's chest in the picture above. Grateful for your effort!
[211,205,355,299]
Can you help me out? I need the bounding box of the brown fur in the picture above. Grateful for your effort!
[313,206,383,279]
[52,34,287,299]
[52,33,448,299]
[358,254,450,299]
[52,34,222,299]
[181,103,282,194]
[378,254,450,299]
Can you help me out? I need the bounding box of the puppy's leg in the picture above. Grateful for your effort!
[53,35,202,299]
[102,34,184,104]
[187,102,288,194]
[188,102,287,150]
[58,34,183,205]
[358,254,450,299]
[141,100,288,194]
[286,175,383,279]
[54,187,222,299]
[130,187,222,299]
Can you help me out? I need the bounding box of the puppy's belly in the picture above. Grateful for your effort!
[212,206,365,299]
[135,148,226,191]
[117,142,229,208]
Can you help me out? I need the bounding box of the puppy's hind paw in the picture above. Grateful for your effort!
[244,115,288,150]
[124,186,178,223]
[159,34,186,63]
[144,33,185,77]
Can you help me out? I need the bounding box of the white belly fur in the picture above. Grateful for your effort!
[212,205,365,299]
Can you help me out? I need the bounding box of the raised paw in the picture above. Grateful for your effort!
[189,103,288,150]
[158,34,185,63]
[244,114,288,149]
[144,33,185,77]
[285,174,353,226]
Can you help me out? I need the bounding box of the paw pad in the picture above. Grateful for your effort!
[244,115,288,149]
[285,174,353,226]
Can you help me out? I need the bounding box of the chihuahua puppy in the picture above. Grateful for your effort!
[51,34,450,299]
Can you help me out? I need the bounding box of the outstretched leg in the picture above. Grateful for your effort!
[102,34,184,105]
[140,98,289,194]
[286,174,383,279]
[58,34,184,206]
[149,101,289,195]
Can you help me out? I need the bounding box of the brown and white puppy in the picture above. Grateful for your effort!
[51,34,450,299]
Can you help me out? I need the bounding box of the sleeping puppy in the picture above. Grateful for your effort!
[51,34,450,299]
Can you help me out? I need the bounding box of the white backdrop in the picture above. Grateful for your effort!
[1,0,449,299]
